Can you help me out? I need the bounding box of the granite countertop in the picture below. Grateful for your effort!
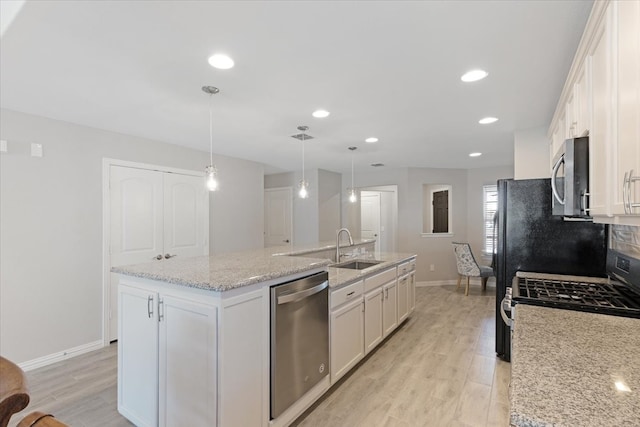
[112,240,415,293]
[510,305,640,427]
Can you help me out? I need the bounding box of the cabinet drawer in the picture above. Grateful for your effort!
[331,280,364,309]
[397,259,416,276]
[364,268,396,293]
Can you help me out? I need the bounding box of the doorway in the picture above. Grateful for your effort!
[264,187,293,248]
[357,185,398,253]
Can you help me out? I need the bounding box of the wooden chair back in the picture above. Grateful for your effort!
[0,356,30,427]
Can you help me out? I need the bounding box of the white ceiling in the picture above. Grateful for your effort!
[0,0,593,174]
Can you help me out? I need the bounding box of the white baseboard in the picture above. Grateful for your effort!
[18,340,104,372]
[416,280,458,287]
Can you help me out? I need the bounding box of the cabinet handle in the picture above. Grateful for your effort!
[385,288,389,299]
[154,254,163,260]
[380,292,384,302]
[551,154,565,206]
[362,300,365,312]
[624,171,630,214]
[164,253,177,259]
[581,191,591,214]
[158,298,164,322]
[346,291,355,298]
[147,295,154,318]
[628,170,640,213]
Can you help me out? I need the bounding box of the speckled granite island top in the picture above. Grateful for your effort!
[112,248,331,292]
[510,305,640,427]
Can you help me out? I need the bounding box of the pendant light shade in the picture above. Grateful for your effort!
[202,85,220,192]
[348,146,357,203]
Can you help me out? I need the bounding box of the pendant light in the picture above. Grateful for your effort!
[202,85,220,191]
[348,146,358,203]
[296,125,310,199]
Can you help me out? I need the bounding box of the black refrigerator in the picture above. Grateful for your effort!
[494,179,607,361]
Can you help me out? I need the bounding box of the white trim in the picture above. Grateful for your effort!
[420,232,455,238]
[102,158,206,346]
[18,340,104,372]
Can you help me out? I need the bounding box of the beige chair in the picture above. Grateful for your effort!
[452,242,494,296]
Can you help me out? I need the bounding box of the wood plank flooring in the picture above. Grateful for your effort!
[9,284,509,427]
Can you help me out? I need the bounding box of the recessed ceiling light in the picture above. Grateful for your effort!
[312,110,330,118]
[461,69,488,82]
[208,54,234,70]
[469,152,482,157]
[479,117,499,124]
[365,137,378,143]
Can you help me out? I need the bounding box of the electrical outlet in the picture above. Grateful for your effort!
[0,140,7,152]
[430,264,435,271]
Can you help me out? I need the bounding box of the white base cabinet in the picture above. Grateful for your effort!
[363,287,384,355]
[118,284,217,427]
[330,297,364,382]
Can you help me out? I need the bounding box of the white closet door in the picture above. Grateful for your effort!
[111,166,164,266]
[163,173,208,259]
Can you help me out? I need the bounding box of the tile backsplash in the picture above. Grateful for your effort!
[610,224,640,259]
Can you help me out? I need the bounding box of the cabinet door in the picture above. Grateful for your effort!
[588,4,614,217]
[163,173,209,258]
[118,285,159,427]
[364,288,383,355]
[409,272,416,314]
[613,0,640,215]
[159,295,217,427]
[382,281,398,338]
[330,298,364,383]
[397,275,409,323]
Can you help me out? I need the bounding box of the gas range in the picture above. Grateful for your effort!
[511,271,640,319]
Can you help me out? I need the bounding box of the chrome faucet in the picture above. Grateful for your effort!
[336,228,354,262]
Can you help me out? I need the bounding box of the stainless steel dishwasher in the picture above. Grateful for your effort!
[270,271,329,419]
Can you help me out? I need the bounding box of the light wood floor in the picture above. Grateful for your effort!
[9,285,509,427]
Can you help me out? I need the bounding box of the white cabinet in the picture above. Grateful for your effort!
[551,0,640,224]
[118,285,159,427]
[330,297,364,383]
[118,283,217,427]
[397,275,409,324]
[363,287,383,355]
[382,280,398,337]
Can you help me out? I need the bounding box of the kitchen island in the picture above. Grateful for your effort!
[113,242,416,427]
[510,305,640,427]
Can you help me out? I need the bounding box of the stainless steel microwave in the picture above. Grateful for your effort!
[551,136,590,217]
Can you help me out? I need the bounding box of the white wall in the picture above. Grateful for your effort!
[514,126,550,179]
[264,169,341,245]
[0,109,264,364]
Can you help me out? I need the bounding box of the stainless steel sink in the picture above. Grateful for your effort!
[333,260,382,270]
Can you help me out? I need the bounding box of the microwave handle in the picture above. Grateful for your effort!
[551,154,565,205]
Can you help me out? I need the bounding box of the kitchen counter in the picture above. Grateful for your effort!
[510,305,640,427]
[112,240,413,292]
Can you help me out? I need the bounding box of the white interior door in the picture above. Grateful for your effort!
[264,188,292,247]
[163,172,208,259]
[361,192,381,252]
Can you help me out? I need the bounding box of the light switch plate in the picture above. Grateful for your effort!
[0,140,6,152]
[31,143,43,157]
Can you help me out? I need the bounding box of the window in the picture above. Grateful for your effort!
[483,185,498,254]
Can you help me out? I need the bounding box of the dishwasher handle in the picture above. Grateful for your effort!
[277,281,328,305]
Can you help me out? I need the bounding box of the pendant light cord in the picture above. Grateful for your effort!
[351,151,354,189]
[209,94,214,166]
[301,134,305,181]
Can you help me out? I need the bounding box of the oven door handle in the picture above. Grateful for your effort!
[277,281,328,305]
[500,297,513,328]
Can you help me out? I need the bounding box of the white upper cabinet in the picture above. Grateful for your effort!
[549,0,640,224]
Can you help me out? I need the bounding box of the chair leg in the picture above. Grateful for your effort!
[457,275,462,289]
[465,276,470,296]
[482,277,488,290]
